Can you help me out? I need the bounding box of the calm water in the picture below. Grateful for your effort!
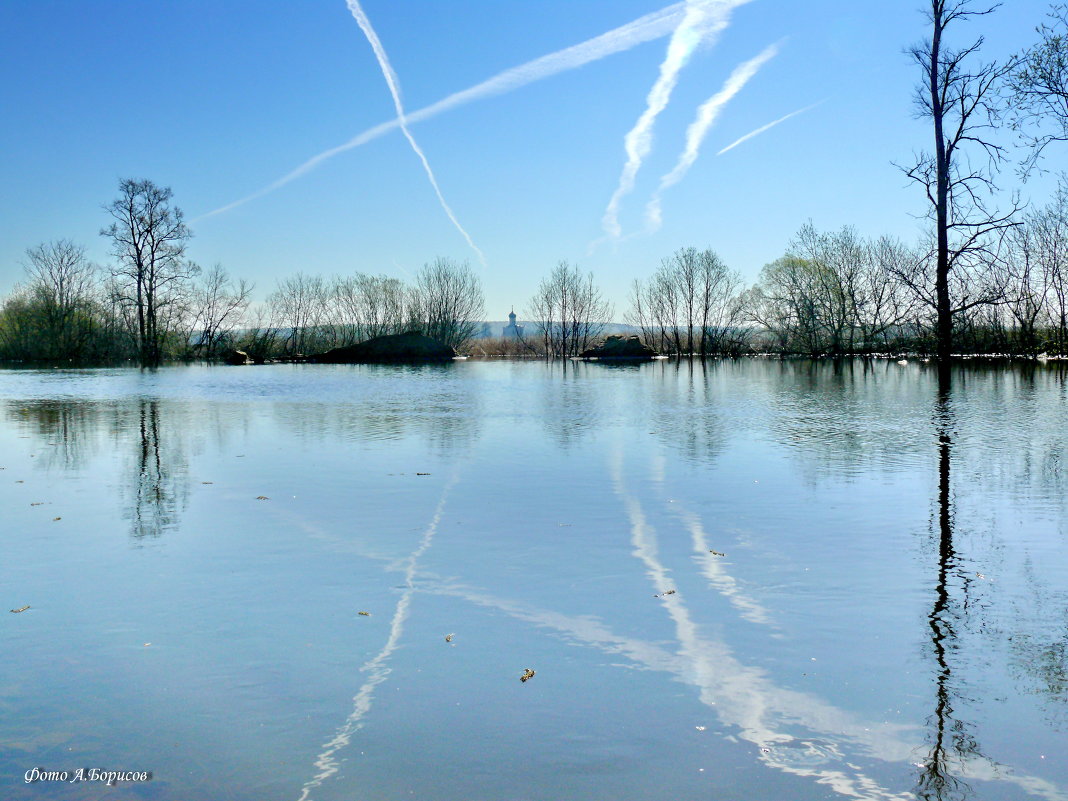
[1,359,1066,801]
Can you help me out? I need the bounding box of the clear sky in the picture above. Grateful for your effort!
[0,0,1060,318]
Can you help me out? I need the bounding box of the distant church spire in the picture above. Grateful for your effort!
[504,308,522,338]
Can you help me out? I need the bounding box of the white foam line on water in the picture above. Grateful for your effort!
[716,99,824,156]
[344,1,485,264]
[296,470,459,801]
[597,0,752,243]
[644,41,778,232]
[197,3,689,221]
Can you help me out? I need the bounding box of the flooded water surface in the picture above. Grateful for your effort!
[1,359,1066,800]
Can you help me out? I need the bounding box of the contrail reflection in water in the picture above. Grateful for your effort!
[607,442,1068,801]
[296,469,460,801]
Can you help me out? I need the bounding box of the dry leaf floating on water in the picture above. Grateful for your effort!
[520,668,536,683]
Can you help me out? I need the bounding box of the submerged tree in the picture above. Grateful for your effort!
[743,225,917,355]
[406,257,485,350]
[101,179,197,366]
[330,273,407,346]
[268,272,331,355]
[186,264,253,359]
[903,1,1020,360]
[628,247,745,356]
[527,261,611,358]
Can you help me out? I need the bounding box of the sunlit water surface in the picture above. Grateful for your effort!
[1,359,1066,801]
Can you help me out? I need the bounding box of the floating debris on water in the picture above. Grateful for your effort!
[256,496,269,500]
[30,502,43,506]
[10,606,29,614]
[52,517,61,522]
[416,473,431,476]
[358,611,371,616]
[654,589,677,598]
[709,550,725,557]
[520,668,536,683]
[445,634,454,643]
[201,481,214,485]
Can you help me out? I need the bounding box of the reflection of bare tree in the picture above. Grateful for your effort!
[537,360,601,449]
[648,359,728,465]
[916,366,984,801]
[3,398,99,470]
[126,399,188,540]
[272,364,481,455]
[3,394,195,540]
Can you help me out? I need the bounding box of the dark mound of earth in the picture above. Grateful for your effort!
[309,331,457,363]
[580,335,658,360]
[224,349,253,365]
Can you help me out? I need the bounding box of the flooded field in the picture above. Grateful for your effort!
[1,359,1066,801]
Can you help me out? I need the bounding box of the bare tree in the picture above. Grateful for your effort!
[331,273,406,345]
[1007,4,1068,174]
[268,272,330,355]
[527,261,611,358]
[627,248,744,355]
[21,239,100,360]
[406,257,485,350]
[903,1,1020,360]
[187,264,253,359]
[234,303,282,363]
[742,225,918,355]
[101,179,197,366]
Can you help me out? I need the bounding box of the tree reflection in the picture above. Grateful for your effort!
[916,366,984,801]
[125,399,187,540]
[4,396,192,540]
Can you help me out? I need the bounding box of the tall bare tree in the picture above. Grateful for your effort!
[903,1,1020,360]
[101,179,197,366]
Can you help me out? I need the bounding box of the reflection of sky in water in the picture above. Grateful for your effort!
[0,360,1066,800]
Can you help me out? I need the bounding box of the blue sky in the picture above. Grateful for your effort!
[0,0,1060,318]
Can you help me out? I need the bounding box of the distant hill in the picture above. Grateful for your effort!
[474,321,639,339]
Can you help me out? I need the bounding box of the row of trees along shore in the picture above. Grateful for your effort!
[5,1,1068,365]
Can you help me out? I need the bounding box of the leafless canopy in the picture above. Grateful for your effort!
[527,261,612,358]
[1007,3,1068,174]
[901,0,1020,358]
[101,179,197,366]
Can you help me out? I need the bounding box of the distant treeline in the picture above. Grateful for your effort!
[4,177,1068,365]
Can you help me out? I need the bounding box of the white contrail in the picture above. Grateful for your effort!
[345,1,485,264]
[198,3,689,221]
[599,0,752,241]
[716,99,824,155]
[644,42,778,232]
